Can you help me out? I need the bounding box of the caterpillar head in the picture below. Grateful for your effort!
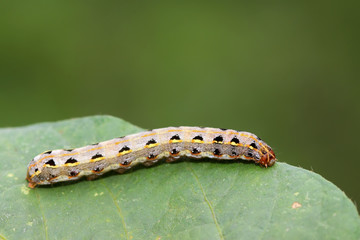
[259,147,276,167]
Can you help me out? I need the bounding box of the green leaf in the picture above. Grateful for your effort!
[0,115,359,240]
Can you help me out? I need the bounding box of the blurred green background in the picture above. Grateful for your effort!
[0,2,359,208]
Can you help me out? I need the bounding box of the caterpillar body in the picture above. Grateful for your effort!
[26,126,277,188]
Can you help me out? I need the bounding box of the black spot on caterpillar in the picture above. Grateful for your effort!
[147,153,157,160]
[146,139,157,145]
[231,137,240,144]
[119,146,131,153]
[213,136,223,144]
[91,153,103,159]
[45,159,55,166]
[170,134,181,140]
[250,142,258,149]
[193,135,203,141]
[192,148,201,155]
[171,148,179,155]
[65,158,78,164]
[213,148,221,156]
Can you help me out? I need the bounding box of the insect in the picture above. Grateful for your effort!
[26,126,277,188]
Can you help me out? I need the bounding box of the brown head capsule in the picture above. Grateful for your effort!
[259,149,276,168]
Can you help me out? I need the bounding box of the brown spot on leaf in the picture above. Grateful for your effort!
[292,202,302,209]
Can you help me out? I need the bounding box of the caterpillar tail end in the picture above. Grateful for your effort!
[26,170,37,188]
[28,181,37,188]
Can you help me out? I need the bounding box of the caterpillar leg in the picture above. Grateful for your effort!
[166,157,177,163]
[143,159,160,167]
[115,168,129,174]
[86,174,100,181]
[166,155,182,163]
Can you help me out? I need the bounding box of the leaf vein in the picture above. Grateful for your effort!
[101,181,130,240]
[187,165,225,240]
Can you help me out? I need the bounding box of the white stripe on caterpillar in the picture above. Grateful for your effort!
[26,126,277,188]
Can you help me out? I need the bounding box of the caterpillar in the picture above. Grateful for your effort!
[26,126,277,188]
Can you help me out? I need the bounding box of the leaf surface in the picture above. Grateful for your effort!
[0,116,359,240]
